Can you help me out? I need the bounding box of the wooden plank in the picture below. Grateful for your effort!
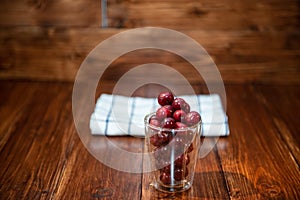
[0,0,298,31]
[255,85,300,163]
[1,81,300,199]
[0,82,39,153]
[0,27,299,83]
[217,85,300,199]
[0,0,101,27]
[0,81,144,199]
[108,0,300,30]
[0,82,63,199]
[55,136,144,199]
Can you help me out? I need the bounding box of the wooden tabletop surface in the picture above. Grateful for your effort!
[0,80,299,199]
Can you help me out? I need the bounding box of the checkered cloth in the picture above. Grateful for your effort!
[90,94,229,137]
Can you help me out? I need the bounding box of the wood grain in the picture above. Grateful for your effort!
[0,27,299,83]
[108,0,300,31]
[0,81,143,199]
[0,0,299,83]
[0,0,100,27]
[217,85,300,199]
[256,85,300,163]
[1,81,299,199]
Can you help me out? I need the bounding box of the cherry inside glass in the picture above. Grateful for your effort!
[144,112,201,193]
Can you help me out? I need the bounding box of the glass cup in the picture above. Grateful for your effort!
[144,112,201,193]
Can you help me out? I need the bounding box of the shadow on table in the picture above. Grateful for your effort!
[147,171,259,199]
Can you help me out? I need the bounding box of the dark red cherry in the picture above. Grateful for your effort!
[149,115,161,127]
[149,119,161,127]
[163,105,174,115]
[158,91,174,106]
[175,122,188,129]
[161,165,171,173]
[156,157,171,169]
[182,102,191,113]
[173,110,186,122]
[172,98,186,110]
[174,154,190,168]
[150,132,170,146]
[156,107,172,121]
[161,117,176,129]
[160,171,171,185]
[172,98,190,113]
[185,111,201,126]
[174,167,189,181]
[149,115,159,121]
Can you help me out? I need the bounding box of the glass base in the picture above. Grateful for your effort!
[150,180,192,193]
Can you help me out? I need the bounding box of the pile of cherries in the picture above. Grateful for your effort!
[148,91,201,185]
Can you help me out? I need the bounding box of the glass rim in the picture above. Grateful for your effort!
[144,112,202,132]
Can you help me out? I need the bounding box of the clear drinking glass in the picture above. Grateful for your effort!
[144,112,201,193]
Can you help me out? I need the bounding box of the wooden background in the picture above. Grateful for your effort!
[0,0,299,84]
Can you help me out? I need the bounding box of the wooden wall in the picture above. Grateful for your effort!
[0,0,299,83]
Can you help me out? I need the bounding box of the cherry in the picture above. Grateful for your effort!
[161,117,176,129]
[175,122,187,129]
[149,115,159,121]
[158,91,174,106]
[156,106,172,121]
[161,165,171,173]
[172,98,191,113]
[170,132,193,155]
[174,167,189,181]
[185,111,201,126]
[163,105,174,115]
[149,115,161,127]
[156,158,171,169]
[174,154,190,168]
[149,119,161,127]
[173,110,186,122]
[182,102,191,113]
[172,98,186,110]
[150,132,170,146]
[160,171,171,185]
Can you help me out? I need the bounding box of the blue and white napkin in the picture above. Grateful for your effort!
[90,94,229,137]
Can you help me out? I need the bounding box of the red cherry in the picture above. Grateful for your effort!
[150,132,170,147]
[160,171,171,185]
[156,157,171,169]
[149,115,161,127]
[161,117,176,129]
[149,115,159,121]
[156,107,172,121]
[163,105,174,115]
[175,122,187,129]
[172,98,186,110]
[149,119,161,127]
[171,131,194,154]
[174,167,189,181]
[158,91,174,106]
[161,165,171,173]
[173,110,186,122]
[174,154,190,168]
[182,102,191,113]
[185,111,201,126]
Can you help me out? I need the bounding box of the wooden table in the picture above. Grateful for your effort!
[0,80,299,199]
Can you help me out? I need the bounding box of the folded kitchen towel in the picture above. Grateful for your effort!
[90,94,229,137]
